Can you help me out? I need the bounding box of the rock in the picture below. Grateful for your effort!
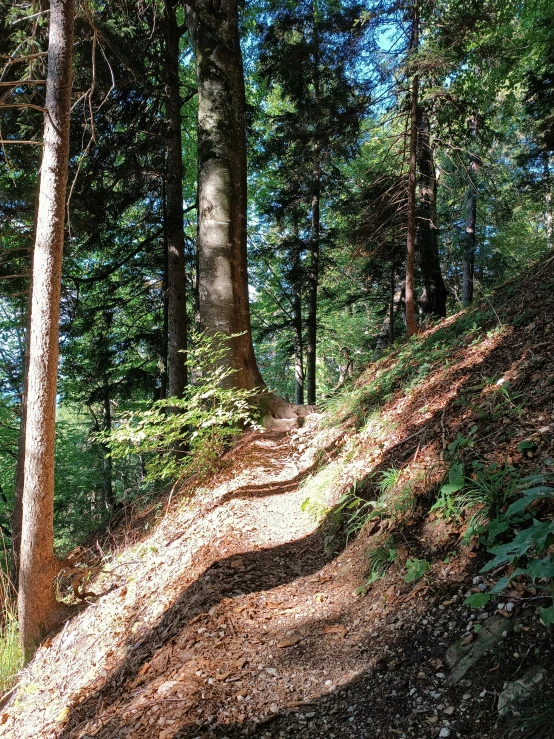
[446,640,471,669]
[439,729,451,738]
[451,719,471,733]
[497,665,547,716]
[445,615,515,686]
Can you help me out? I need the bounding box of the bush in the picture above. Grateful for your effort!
[104,332,262,486]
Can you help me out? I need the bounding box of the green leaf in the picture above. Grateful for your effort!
[464,592,491,608]
[539,603,554,627]
[482,519,554,572]
[505,487,554,517]
[404,558,430,583]
[526,557,554,582]
[441,482,465,494]
[517,440,537,453]
[490,568,527,594]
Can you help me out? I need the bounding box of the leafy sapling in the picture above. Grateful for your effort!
[103,332,262,486]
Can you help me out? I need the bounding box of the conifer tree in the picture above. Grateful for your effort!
[18,0,75,660]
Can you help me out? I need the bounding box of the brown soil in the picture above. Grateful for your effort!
[2,258,554,739]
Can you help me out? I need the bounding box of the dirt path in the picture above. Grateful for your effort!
[0,430,342,739]
[3,418,551,739]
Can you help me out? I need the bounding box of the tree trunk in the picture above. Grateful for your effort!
[462,182,477,306]
[12,191,39,588]
[102,375,115,509]
[11,325,29,588]
[417,111,447,318]
[18,0,75,661]
[405,1,419,338]
[463,117,479,307]
[373,277,405,361]
[164,0,188,397]
[185,0,264,390]
[160,176,169,400]
[306,148,320,405]
[544,150,552,250]
[293,288,304,405]
[389,264,396,345]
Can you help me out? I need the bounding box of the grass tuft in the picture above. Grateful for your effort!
[0,570,22,694]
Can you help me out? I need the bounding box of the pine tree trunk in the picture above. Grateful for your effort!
[544,151,552,250]
[185,0,264,390]
[462,118,479,307]
[405,2,419,338]
[293,289,304,405]
[160,188,169,400]
[462,184,477,306]
[389,264,396,345]
[18,0,75,661]
[373,277,404,361]
[164,1,187,397]
[417,111,447,317]
[11,326,29,588]
[102,375,115,509]
[306,150,320,405]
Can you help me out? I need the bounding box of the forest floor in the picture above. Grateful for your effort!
[2,257,554,739]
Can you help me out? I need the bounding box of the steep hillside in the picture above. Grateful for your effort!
[2,256,554,739]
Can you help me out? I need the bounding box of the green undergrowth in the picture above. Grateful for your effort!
[301,277,554,625]
[0,572,21,694]
[506,688,554,739]
[105,331,262,486]
[320,307,499,430]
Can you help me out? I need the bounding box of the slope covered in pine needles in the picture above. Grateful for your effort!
[2,256,554,739]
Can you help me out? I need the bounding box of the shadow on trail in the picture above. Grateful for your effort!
[48,265,554,739]
[58,528,328,739]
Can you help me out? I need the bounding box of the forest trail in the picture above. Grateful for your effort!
[3,258,554,739]
[0,428,355,739]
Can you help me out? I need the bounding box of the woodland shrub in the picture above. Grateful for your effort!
[105,332,262,485]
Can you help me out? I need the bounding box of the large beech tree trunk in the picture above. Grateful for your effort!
[417,111,447,317]
[164,0,188,397]
[185,0,263,390]
[18,0,74,661]
[405,1,419,338]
